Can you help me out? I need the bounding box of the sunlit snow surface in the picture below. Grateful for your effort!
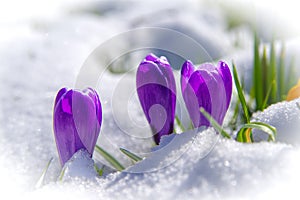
[1,0,300,200]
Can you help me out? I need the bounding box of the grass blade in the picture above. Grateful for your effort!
[239,122,276,142]
[236,128,252,143]
[270,40,277,103]
[278,44,285,100]
[254,32,263,110]
[232,62,250,123]
[286,57,297,94]
[262,80,275,109]
[94,164,104,176]
[229,99,240,130]
[261,46,268,97]
[58,166,66,181]
[95,145,125,171]
[35,157,53,188]
[200,108,231,139]
[175,115,185,133]
[120,148,143,162]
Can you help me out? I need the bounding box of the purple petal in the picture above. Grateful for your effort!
[137,54,176,144]
[136,61,168,90]
[181,60,195,94]
[216,61,232,109]
[84,87,102,126]
[181,61,232,129]
[139,54,176,95]
[54,89,83,166]
[184,71,211,127]
[157,57,176,95]
[144,53,158,62]
[72,91,100,156]
[137,84,175,144]
[53,88,101,166]
[197,64,227,125]
[54,87,68,106]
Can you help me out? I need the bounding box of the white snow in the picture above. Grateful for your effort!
[252,98,300,145]
[1,0,300,200]
[60,149,97,181]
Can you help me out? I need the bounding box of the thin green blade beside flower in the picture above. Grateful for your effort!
[237,122,276,143]
[120,148,143,162]
[200,108,231,139]
[253,32,263,110]
[35,157,53,188]
[232,62,250,123]
[95,145,125,171]
[269,40,277,103]
[278,44,285,100]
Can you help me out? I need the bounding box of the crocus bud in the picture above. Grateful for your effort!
[136,54,176,144]
[53,87,102,166]
[181,60,232,128]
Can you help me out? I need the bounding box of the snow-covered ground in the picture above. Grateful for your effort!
[1,0,300,199]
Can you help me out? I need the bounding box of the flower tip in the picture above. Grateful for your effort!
[55,87,68,106]
[158,56,169,66]
[142,53,171,68]
[181,60,194,75]
[218,60,228,69]
[144,53,158,62]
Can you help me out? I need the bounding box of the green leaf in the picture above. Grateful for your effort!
[175,115,185,133]
[269,41,277,103]
[94,164,104,176]
[229,99,240,130]
[232,62,250,123]
[35,157,53,188]
[238,122,276,142]
[278,44,285,100]
[261,46,269,98]
[262,80,276,109]
[286,57,297,94]
[200,108,231,139]
[236,127,252,143]
[254,32,263,110]
[120,148,143,162]
[58,166,66,181]
[95,145,125,171]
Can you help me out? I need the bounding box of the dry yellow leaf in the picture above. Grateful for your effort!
[286,79,300,101]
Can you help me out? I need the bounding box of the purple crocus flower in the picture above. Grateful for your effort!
[53,87,102,166]
[136,54,176,144]
[181,60,232,128]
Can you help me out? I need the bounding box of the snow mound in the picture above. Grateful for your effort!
[252,98,300,145]
[29,128,299,200]
[61,149,97,181]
